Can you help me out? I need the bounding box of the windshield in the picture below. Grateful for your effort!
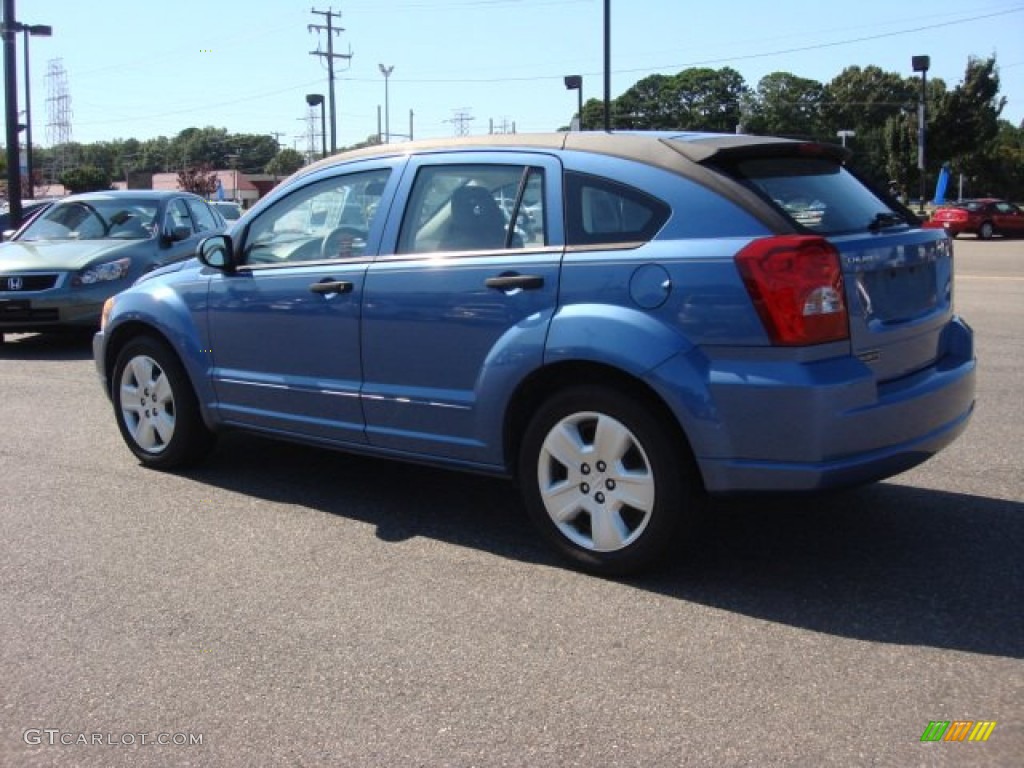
[19,199,160,242]
[728,157,903,235]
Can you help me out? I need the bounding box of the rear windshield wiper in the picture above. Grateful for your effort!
[868,211,907,231]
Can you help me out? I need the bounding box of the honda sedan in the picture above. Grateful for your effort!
[0,190,226,341]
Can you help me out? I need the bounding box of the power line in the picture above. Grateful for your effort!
[332,6,1024,86]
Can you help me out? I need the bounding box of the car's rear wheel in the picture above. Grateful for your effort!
[112,336,214,469]
[518,385,701,575]
[979,221,995,240]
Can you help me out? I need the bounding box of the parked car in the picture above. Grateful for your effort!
[0,190,226,340]
[93,132,976,575]
[211,200,243,222]
[925,198,1024,239]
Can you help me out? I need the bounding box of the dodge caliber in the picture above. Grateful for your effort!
[93,133,976,574]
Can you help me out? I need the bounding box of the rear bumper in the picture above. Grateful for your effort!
[652,316,976,493]
[698,393,974,492]
[923,220,968,236]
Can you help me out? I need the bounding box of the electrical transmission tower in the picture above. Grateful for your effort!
[446,108,475,137]
[305,105,322,163]
[45,59,73,183]
[309,7,352,153]
[489,117,516,135]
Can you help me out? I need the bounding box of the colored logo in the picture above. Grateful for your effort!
[921,721,997,742]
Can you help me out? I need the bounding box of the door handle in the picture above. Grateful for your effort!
[484,274,544,291]
[309,280,353,295]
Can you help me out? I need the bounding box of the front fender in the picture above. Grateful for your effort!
[101,277,214,424]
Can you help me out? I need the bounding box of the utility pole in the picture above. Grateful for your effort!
[309,7,351,153]
[603,0,611,131]
[3,0,23,227]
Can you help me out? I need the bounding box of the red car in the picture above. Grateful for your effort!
[926,198,1024,239]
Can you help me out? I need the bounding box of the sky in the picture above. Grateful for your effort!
[7,0,1024,154]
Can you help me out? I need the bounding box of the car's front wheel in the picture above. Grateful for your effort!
[112,336,214,469]
[518,385,701,575]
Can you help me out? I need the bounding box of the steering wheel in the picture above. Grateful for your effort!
[68,201,110,236]
[320,227,367,260]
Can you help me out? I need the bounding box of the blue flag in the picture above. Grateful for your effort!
[934,163,951,205]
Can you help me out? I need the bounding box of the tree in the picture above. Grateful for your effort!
[929,56,1006,196]
[60,165,112,193]
[672,67,747,132]
[989,120,1024,200]
[615,74,678,129]
[176,164,219,197]
[602,67,747,131]
[743,72,827,140]
[264,148,306,177]
[822,66,919,184]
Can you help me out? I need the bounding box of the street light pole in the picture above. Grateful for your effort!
[564,75,583,130]
[912,55,930,215]
[3,0,23,227]
[305,94,326,158]
[379,64,393,144]
[21,24,52,199]
[603,0,611,131]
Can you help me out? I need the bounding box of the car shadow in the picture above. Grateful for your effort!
[0,331,95,361]
[183,433,1023,660]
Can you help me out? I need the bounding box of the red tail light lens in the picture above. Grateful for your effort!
[735,235,849,345]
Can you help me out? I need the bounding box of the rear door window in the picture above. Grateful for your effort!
[397,164,546,254]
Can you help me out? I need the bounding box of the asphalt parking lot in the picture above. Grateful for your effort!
[1,236,1021,767]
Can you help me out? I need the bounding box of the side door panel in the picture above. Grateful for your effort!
[206,161,402,443]
[362,152,564,466]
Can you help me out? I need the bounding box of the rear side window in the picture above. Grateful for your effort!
[564,172,669,246]
[726,157,895,235]
[397,164,546,254]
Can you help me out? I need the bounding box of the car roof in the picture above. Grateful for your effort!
[293,131,850,183]
[61,190,205,202]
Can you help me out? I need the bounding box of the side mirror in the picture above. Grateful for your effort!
[197,234,237,273]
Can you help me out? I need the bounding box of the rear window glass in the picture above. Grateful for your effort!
[565,172,669,246]
[727,157,898,235]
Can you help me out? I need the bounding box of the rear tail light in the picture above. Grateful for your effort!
[735,235,849,345]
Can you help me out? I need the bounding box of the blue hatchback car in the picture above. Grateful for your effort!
[93,132,976,574]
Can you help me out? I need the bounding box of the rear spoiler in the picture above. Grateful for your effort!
[662,136,852,166]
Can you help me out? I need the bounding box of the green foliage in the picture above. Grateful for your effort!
[264,148,306,177]
[59,165,112,193]
[742,72,827,139]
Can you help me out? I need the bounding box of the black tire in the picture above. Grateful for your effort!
[979,221,994,240]
[518,385,702,576]
[111,336,214,469]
